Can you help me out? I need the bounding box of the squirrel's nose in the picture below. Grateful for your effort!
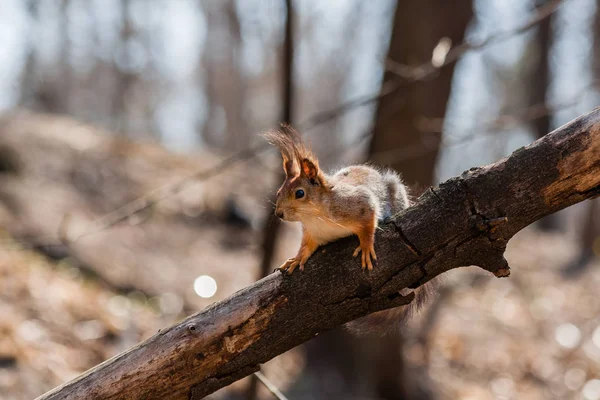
[275,210,284,219]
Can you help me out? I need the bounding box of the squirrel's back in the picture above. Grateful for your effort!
[332,165,409,222]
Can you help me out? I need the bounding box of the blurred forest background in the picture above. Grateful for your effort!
[0,0,599,399]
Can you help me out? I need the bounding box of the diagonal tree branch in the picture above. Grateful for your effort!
[37,107,600,399]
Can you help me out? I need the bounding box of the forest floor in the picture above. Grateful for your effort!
[1,226,599,400]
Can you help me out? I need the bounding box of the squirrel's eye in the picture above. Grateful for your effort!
[295,189,305,199]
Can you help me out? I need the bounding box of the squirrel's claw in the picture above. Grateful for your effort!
[353,244,377,271]
[278,257,305,274]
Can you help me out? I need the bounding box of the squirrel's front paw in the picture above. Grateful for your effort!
[278,257,305,275]
[353,244,377,271]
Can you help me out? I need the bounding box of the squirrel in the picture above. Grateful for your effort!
[264,125,433,333]
[264,125,409,273]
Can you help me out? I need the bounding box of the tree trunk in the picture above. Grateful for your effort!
[112,0,135,136]
[201,1,248,151]
[368,4,472,394]
[562,0,600,271]
[369,0,473,189]
[531,0,559,231]
[37,107,600,400]
[574,0,600,264]
[258,0,295,279]
[250,1,294,397]
[531,1,552,140]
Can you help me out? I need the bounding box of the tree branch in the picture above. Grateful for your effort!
[37,107,600,399]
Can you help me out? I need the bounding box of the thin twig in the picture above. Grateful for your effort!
[253,372,290,400]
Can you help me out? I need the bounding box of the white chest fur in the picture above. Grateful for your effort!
[302,217,354,245]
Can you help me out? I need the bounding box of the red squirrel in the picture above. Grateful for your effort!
[264,125,409,273]
[264,125,433,333]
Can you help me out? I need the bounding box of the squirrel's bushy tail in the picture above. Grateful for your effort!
[347,169,434,336]
[382,169,410,219]
[345,278,438,336]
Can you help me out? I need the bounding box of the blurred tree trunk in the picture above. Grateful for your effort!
[596,0,600,77]
[367,1,472,399]
[258,0,294,280]
[531,2,552,140]
[589,0,600,247]
[531,0,559,231]
[202,1,249,152]
[34,0,71,113]
[372,333,410,400]
[249,1,294,397]
[20,1,38,107]
[561,0,600,276]
[568,0,600,272]
[369,0,473,190]
[112,0,135,136]
[577,0,600,265]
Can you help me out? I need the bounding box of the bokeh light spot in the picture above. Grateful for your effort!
[582,379,600,400]
[193,275,217,298]
[565,368,586,391]
[555,323,581,349]
[592,326,600,349]
[159,292,184,315]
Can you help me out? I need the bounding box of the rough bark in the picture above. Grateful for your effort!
[369,0,473,188]
[37,107,600,399]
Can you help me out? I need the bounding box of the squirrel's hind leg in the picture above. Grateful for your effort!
[352,216,377,271]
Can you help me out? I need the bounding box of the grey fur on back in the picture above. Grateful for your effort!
[331,165,409,223]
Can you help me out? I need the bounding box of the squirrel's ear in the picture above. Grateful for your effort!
[301,158,321,184]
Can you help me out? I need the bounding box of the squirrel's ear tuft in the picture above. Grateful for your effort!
[262,125,320,179]
[262,129,299,177]
[282,156,299,177]
[278,123,302,141]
